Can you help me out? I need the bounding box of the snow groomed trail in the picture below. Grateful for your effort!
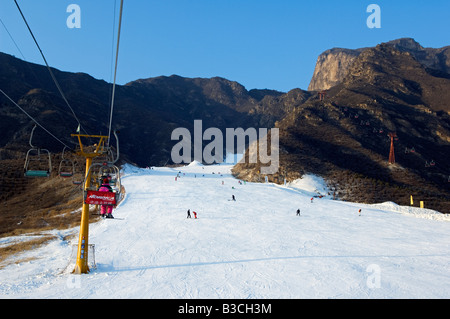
[1,161,450,298]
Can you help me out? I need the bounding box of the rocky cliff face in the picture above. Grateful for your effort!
[308,38,450,91]
[307,48,363,91]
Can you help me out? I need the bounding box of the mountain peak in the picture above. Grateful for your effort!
[384,37,424,51]
[307,38,449,91]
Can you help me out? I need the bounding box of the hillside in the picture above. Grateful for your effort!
[0,157,94,238]
[0,52,289,166]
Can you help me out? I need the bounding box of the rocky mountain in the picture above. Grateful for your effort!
[0,52,292,167]
[234,41,450,214]
[308,38,450,91]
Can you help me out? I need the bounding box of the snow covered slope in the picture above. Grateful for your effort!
[1,161,450,298]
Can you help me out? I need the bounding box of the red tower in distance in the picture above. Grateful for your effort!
[388,132,397,164]
[318,91,327,101]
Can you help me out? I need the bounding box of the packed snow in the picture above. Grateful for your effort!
[1,159,450,299]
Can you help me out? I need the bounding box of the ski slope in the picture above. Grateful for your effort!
[1,160,450,299]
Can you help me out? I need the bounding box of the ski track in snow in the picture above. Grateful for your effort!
[1,161,450,298]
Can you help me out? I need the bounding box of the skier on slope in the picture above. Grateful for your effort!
[98,178,114,219]
[296,209,301,216]
[187,209,191,218]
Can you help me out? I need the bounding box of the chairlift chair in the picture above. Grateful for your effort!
[72,174,84,185]
[23,125,52,177]
[58,146,75,177]
[70,166,84,184]
[83,162,122,206]
[24,148,51,177]
[70,159,85,185]
[59,159,75,177]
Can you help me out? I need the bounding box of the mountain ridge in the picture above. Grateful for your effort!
[308,37,450,91]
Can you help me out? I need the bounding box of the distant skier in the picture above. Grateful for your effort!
[310,197,314,203]
[296,209,301,216]
[187,209,191,218]
[232,195,236,201]
[193,211,197,219]
[98,178,114,219]
[358,209,362,216]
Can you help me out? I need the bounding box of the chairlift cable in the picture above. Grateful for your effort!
[13,0,87,135]
[109,0,117,84]
[0,17,26,60]
[107,0,124,146]
[0,88,72,150]
[106,0,117,117]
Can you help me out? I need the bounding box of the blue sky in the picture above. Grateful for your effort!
[0,0,449,92]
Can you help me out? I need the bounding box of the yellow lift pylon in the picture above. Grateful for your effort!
[71,133,109,274]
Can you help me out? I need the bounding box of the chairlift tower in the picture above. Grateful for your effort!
[318,90,327,101]
[388,132,397,164]
[71,133,118,274]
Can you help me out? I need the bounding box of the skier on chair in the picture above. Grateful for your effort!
[98,178,114,218]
